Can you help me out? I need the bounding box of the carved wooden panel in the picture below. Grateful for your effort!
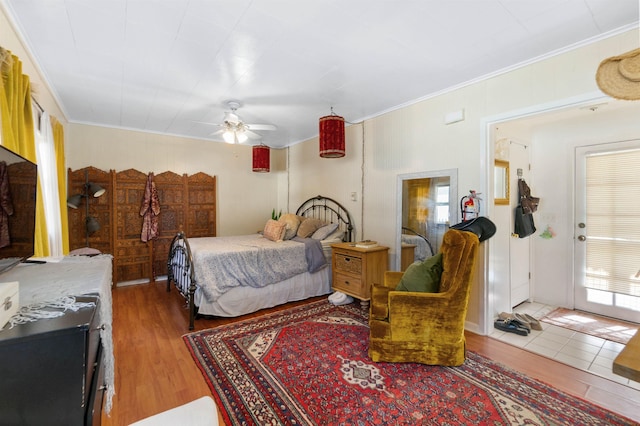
[113,169,151,283]
[152,171,186,279]
[67,167,113,256]
[67,167,216,285]
[186,172,216,238]
[2,161,37,258]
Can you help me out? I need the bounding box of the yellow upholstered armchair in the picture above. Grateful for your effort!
[368,228,479,366]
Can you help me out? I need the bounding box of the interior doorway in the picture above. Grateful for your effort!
[480,93,640,336]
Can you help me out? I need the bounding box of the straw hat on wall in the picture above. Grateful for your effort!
[596,48,640,101]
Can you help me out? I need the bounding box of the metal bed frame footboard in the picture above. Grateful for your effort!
[166,232,198,330]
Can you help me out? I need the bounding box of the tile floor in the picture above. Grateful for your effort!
[489,302,640,390]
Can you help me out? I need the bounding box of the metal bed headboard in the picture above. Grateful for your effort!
[295,195,354,242]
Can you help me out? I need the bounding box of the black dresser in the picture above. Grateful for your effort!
[0,295,105,425]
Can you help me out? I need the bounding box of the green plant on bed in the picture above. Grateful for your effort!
[272,209,282,220]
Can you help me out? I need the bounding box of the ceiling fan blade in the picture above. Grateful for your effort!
[193,120,224,127]
[209,129,224,136]
[245,130,262,140]
[246,124,277,131]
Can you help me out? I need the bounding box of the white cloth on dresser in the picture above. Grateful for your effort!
[0,254,115,414]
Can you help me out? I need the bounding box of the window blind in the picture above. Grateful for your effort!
[585,149,640,297]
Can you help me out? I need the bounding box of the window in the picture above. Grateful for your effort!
[34,109,63,256]
[435,184,450,224]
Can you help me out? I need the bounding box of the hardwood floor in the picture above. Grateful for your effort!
[102,281,640,425]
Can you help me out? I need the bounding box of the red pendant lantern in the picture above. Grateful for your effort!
[319,113,345,158]
[252,144,270,172]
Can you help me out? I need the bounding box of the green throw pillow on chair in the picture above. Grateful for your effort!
[396,253,443,293]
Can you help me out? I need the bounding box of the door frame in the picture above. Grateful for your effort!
[478,91,609,335]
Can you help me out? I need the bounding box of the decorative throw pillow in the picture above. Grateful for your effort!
[278,213,301,240]
[263,219,286,242]
[396,253,443,293]
[311,223,339,240]
[297,218,326,238]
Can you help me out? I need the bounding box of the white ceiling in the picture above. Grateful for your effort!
[2,0,639,148]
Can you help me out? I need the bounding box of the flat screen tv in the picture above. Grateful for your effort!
[0,144,37,275]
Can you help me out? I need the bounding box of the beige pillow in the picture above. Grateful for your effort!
[263,219,286,242]
[278,213,301,240]
[297,218,326,238]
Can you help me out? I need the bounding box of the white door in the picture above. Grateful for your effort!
[574,141,640,323]
[510,142,531,307]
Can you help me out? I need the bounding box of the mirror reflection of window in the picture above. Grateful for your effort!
[494,160,509,205]
[435,184,450,224]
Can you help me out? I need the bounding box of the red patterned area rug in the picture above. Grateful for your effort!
[541,308,638,345]
[183,300,635,425]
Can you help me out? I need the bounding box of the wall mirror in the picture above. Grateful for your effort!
[494,160,509,205]
[396,169,458,270]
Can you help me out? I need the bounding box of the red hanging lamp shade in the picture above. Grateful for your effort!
[252,144,270,172]
[319,114,345,158]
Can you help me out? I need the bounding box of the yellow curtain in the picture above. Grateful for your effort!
[0,48,49,256]
[52,116,69,254]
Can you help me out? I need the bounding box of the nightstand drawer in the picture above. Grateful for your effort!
[335,253,362,275]
[333,272,365,295]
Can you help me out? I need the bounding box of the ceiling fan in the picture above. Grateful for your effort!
[200,101,277,144]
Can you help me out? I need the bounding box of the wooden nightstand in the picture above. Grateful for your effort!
[331,242,389,309]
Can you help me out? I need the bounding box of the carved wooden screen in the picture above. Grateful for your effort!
[113,169,151,283]
[67,167,113,255]
[68,167,216,285]
[151,171,186,279]
[186,172,217,237]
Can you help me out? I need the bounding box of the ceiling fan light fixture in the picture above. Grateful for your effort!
[223,130,236,144]
[237,131,248,143]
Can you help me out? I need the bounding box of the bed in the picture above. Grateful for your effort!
[167,195,353,329]
[401,226,435,262]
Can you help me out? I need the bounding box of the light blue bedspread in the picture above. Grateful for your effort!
[189,234,326,302]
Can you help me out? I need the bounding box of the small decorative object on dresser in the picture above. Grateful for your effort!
[354,240,378,248]
[331,242,389,309]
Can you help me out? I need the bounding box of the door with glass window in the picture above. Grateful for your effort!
[574,141,640,323]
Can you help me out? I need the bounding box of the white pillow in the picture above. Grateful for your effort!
[311,223,339,240]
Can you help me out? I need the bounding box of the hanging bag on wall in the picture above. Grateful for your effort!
[518,179,540,214]
[514,205,536,238]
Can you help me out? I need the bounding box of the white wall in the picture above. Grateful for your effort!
[288,124,364,239]
[67,123,286,236]
[289,28,639,333]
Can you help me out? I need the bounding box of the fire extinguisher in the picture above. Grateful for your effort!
[460,190,482,222]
